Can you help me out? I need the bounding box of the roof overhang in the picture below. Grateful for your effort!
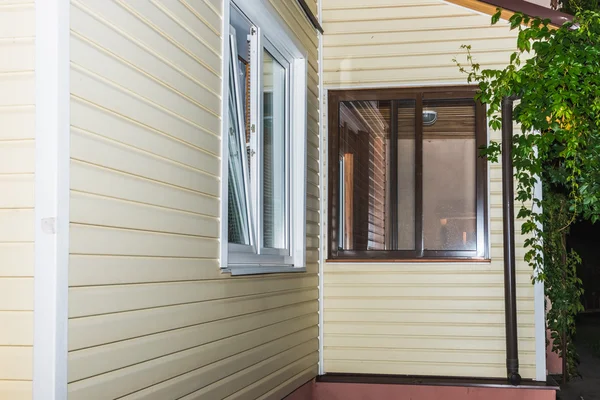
[445,0,573,28]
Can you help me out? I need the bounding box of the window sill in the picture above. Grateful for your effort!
[326,258,491,264]
[223,265,307,276]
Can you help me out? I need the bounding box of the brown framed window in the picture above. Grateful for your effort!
[328,87,489,261]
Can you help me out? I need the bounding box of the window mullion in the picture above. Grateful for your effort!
[415,94,424,257]
[389,100,398,250]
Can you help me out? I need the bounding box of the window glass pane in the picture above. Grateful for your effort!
[338,100,391,251]
[262,50,287,249]
[423,100,477,251]
[228,52,251,245]
[397,102,416,250]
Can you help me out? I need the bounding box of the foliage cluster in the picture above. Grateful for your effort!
[455,10,600,378]
[556,0,600,15]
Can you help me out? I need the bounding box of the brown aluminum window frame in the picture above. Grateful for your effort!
[327,86,489,262]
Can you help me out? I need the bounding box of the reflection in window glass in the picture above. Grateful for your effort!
[397,103,416,250]
[338,100,391,251]
[262,50,287,249]
[423,100,477,251]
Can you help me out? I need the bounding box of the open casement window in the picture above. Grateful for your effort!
[223,2,307,275]
[328,87,489,261]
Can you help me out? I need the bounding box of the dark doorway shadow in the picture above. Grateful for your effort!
[558,221,600,400]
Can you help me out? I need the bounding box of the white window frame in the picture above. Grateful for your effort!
[220,0,308,276]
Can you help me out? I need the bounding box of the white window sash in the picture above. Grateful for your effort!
[259,38,291,256]
[223,0,308,274]
[228,27,255,253]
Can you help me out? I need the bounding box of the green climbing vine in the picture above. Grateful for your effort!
[455,10,600,379]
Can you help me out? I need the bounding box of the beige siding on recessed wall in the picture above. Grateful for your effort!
[322,0,537,379]
[68,0,319,399]
[0,2,35,399]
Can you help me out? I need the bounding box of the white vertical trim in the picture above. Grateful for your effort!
[291,56,308,268]
[33,0,70,398]
[317,0,325,376]
[219,0,231,269]
[533,169,547,381]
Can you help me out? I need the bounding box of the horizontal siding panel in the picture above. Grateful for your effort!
[257,364,318,400]
[324,262,497,273]
[0,209,33,242]
[324,347,535,365]
[325,359,536,379]
[0,39,34,72]
[70,98,220,176]
[120,0,221,73]
[72,0,220,91]
[270,0,318,49]
[323,0,439,8]
[70,5,220,115]
[222,356,317,400]
[70,66,220,155]
[324,321,534,339]
[0,243,33,277]
[195,0,222,18]
[0,381,32,400]
[71,161,219,217]
[133,343,318,400]
[322,4,471,21]
[0,174,34,208]
[325,284,533,298]
[70,192,219,238]
[0,311,33,345]
[0,105,34,140]
[69,330,318,400]
[324,51,511,72]
[71,36,220,135]
[0,72,34,106]
[68,255,222,286]
[69,305,318,382]
[323,25,514,47]
[0,4,34,38]
[69,274,318,317]
[324,271,531,285]
[323,63,511,86]
[152,0,220,50]
[0,0,35,391]
[0,140,34,174]
[181,0,222,34]
[69,223,219,258]
[0,277,33,310]
[325,334,536,352]
[324,297,535,312]
[69,288,318,350]
[323,15,496,35]
[71,129,219,196]
[0,346,32,380]
[324,309,534,325]
[324,38,517,59]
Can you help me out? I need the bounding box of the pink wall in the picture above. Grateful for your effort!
[285,380,556,400]
[547,329,563,374]
[546,297,563,375]
[313,383,556,400]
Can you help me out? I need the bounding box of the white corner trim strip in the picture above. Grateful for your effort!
[33,0,70,398]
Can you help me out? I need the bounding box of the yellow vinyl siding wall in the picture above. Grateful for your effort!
[322,0,536,379]
[68,0,319,399]
[0,2,35,399]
